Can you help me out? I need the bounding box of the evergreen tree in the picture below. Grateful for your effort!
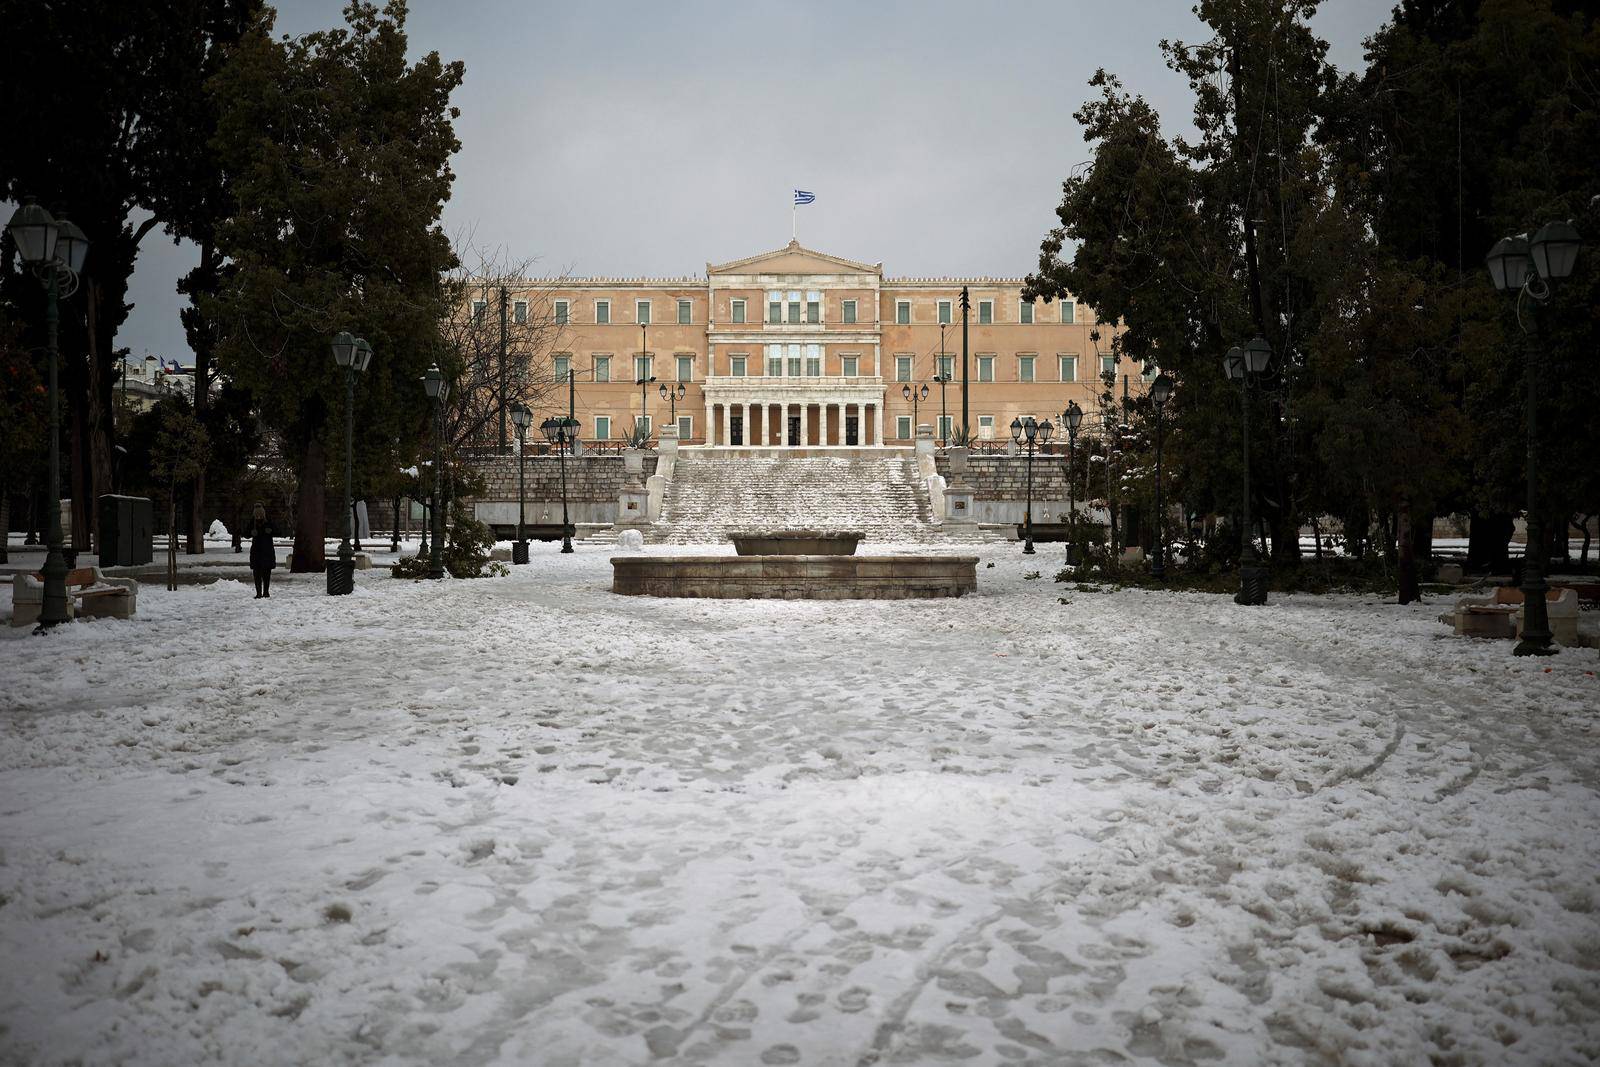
[206,1,464,571]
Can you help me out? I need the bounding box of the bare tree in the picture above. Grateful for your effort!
[437,234,573,455]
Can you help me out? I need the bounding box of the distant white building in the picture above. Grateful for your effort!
[118,356,199,412]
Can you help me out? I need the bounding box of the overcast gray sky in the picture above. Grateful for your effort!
[120,0,1395,364]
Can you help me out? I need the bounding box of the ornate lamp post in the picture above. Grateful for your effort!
[902,382,928,439]
[422,364,449,579]
[1486,220,1582,656]
[6,198,88,632]
[1223,336,1273,604]
[658,380,686,431]
[1149,373,1174,580]
[1061,400,1083,565]
[541,415,579,552]
[1010,414,1054,554]
[328,332,371,595]
[510,402,533,564]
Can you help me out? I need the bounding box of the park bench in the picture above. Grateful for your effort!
[1016,522,1071,543]
[11,567,139,627]
[1444,586,1578,645]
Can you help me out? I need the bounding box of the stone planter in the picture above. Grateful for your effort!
[946,446,970,480]
[622,447,645,480]
[729,530,862,556]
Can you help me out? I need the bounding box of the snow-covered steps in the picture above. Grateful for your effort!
[654,452,947,545]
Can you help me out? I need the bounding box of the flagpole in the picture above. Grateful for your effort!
[792,199,796,242]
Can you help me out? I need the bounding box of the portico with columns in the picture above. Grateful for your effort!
[700,379,887,448]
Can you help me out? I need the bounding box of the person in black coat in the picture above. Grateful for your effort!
[249,503,276,598]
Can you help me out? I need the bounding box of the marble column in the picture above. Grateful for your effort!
[800,403,810,448]
[876,402,886,447]
[722,403,732,449]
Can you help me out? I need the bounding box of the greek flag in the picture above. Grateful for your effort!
[793,190,815,205]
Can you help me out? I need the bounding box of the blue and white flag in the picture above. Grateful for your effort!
[793,189,815,205]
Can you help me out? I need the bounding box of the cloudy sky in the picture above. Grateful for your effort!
[120,0,1395,364]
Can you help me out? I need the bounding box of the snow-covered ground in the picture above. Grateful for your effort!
[1,544,1597,1066]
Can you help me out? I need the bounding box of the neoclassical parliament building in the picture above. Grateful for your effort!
[497,241,1148,449]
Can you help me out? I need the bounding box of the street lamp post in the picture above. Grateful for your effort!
[510,402,532,564]
[1486,220,1582,656]
[1010,414,1054,555]
[658,380,686,433]
[1061,400,1083,565]
[1150,373,1174,580]
[422,364,449,579]
[901,382,928,439]
[328,332,371,595]
[1223,337,1273,604]
[541,415,579,553]
[6,198,89,632]
[933,373,952,446]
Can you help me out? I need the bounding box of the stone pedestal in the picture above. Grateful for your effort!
[944,484,976,525]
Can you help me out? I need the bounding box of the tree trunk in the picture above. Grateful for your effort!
[1466,511,1513,573]
[1397,495,1419,604]
[69,357,89,554]
[86,276,114,554]
[167,483,178,591]
[0,473,9,565]
[1412,509,1434,569]
[292,438,327,572]
[188,469,206,554]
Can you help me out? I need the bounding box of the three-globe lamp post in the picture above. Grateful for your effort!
[1149,372,1174,581]
[1010,414,1054,555]
[1222,336,1272,604]
[1485,220,1582,656]
[422,364,449,579]
[510,402,533,564]
[659,381,686,433]
[902,382,929,440]
[541,415,579,553]
[6,198,89,632]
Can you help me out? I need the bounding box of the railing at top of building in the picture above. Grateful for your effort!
[701,374,885,388]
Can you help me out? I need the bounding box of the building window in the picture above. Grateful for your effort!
[978,355,995,382]
[1018,355,1035,383]
[1061,300,1075,324]
[636,415,652,438]
[677,355,693,382]
[788,291,802,324]
[1101,355,1117,380]
[513,300,528,324]
[594,355,611,383]
[595,299,610,325]
[842,355,858,377]
[472,299,487,324]
[1059,355,1077,382]
[554,355,571,382]
[1143,362,1157,380]
[636,354,653,382]
[843,299,857,325]
[978,300,993,325]
[937,414,953,441]
[731,298,746,324]
[978,414,995,439]
[677,299,692,325]
[678,415,693,442]
[806,291,821,324]
[731,355,747,376]
[1020,300,1034,324]
[595,415,611,440]
[806,343,821,376]
[897,415,912,440]
[637,299,651,326]
[767,290,782,324]
[896,355,912,382]
[554,299,569,325]
[938,299,951,324]
[936,354,953,379]
[766,344,783,376]
[896,300,910,325]
[787,343,802,377]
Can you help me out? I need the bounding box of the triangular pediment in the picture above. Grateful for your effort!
[708,240,882,277]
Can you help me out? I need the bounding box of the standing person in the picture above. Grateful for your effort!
[249,503,276,598]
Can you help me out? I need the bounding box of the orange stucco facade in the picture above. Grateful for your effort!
[508,241,1145,448]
